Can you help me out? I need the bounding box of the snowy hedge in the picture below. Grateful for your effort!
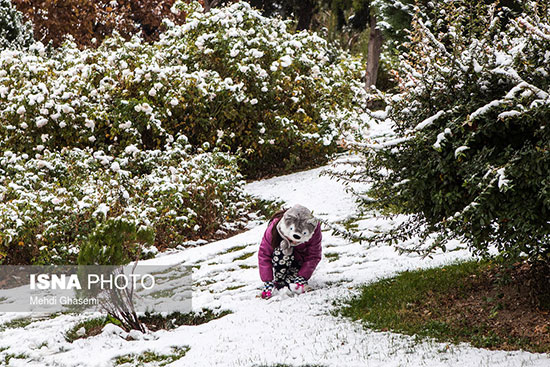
[0,142,249,264]
[0,1,366,178]
[0,1,368,264]
[339,2,550,262]
[0,0,33,50]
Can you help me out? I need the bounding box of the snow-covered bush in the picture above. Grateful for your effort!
[338,2,550,262]
[0,0,33,50]
[0,142,249,264]
[0,1,366,177]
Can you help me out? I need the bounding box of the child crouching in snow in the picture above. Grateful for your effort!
[258,204,322,299]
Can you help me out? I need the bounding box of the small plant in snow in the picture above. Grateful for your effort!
[77,219,154,331]
[77,219,154,265]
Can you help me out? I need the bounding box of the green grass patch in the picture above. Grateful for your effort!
[197,278,217,287]
[3,353,27,365]
[66,310,230,342]
[324,252,339,262]
[65,315,123,342]
[114,346,189,366]
[0,317,34,331]
[234,252,254,261]
[0,313,64,333]
[224,245,247,254]
[226,284,245,291]
[340,260,550,352]
[139,309,231,331]
[2,353,29,366]
[340,261,485,329]
[239,264,254,269]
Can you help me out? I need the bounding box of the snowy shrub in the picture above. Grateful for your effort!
[0,142,249,264]
[0,1,366,178]
[0,0,33,50]
[338,1,550,262]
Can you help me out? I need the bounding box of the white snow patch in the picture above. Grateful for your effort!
[415,110,446,130]
[454,146,470,158]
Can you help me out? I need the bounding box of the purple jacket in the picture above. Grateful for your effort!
[258,218,322,282]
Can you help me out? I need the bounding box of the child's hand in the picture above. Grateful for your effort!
[289,276,307,294]
[261,281,274,299]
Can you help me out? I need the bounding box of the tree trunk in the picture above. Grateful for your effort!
[295,0,314,31]
[365,14,383,91]
[203,0,220,13]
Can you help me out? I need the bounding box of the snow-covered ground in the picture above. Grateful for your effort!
[1,150,549,366]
